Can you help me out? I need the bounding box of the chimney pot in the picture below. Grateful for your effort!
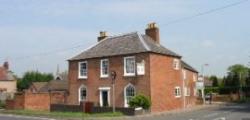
[98,31,108,42]
[3,61,9,70]
[145,22,160,44]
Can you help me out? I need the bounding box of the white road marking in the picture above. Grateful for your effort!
[213,117,226,120]
[204,112,219,118]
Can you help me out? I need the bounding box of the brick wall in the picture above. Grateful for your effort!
[67,52,197,113]
[183,69,198,108]
[24,93,50,111]
[5,93,24,110]
[6,92,66,111]
[149,53,183,112]
[67,53,151,107]
[50,91,67,104]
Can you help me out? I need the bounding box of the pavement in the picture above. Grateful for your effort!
[0,103,250,120]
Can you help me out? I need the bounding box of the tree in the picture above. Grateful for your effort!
[246,69,250,86]
[17,71,54,91]
[209,75,219,87]
[225,64,249,87]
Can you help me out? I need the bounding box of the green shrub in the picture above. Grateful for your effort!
[128,94,151,109]
[0,101,5,108]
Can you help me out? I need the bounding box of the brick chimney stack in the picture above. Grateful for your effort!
[3,61,9,70]
[145,22,160,44]
[97,31,108,42]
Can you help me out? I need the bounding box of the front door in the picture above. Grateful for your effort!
[102,91,108,107]
[100,90,109,107]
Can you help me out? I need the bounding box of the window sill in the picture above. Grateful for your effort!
[78,76,87,79]
[100,75,109,78]
[175,96,181,98]
[123,74,136,77]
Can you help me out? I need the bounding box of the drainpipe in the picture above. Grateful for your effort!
[182,69,186,109]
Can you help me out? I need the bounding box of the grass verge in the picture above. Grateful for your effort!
[0,109,123,119]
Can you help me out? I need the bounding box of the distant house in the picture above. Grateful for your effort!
[0,61,17,100]
[203,76,213,87]
[67,23,198,112]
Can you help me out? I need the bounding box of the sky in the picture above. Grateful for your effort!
[0,0,249,77]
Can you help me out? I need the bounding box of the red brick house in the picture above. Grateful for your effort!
[67,23,198,112]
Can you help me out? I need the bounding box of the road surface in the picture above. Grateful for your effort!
[0,103,249,120]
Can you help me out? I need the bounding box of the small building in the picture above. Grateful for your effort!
[27,77,68,104]
[0,62,17,100]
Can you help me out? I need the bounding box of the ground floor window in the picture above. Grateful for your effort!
[79,85,87,102]
[175,86,181,98]
[124,83,135,107]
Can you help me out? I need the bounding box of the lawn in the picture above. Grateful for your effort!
[0,109,123,119]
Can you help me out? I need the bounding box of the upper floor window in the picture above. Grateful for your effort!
[124,56,135,76]
[79,61,87,79]
[184,87,190,96]
[175,86,181,98]
[173,59,180,70]
[100,59,109,78]
[137,60,145,75]
[193,74,197,82]
[183,69,187,80]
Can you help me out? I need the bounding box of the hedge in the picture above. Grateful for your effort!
[205,86,250,94]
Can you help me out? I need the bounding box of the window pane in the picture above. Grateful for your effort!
[101,60,108,76]
[80,62,87,77]
[125,85,135,106]
[80,87,86,101]
[125,57,135,74]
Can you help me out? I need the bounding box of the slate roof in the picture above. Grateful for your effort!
[70,32,181,60]
[31,82,49,92]
[30,79,68,92]
[0,67,15,81]
[48,79,68,91]
[181,61,198,73]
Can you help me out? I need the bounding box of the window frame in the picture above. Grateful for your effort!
[193,74,197,82]
[173,59,180,70]
[78,85,87,103]
[78,61,88,79]
[136,60,145,75]
[175,86,181,98]
[100,59,109,78]
[184,87,190,96]
[124,56,136,76]
[183,69,187,80]
[124,83,136,107]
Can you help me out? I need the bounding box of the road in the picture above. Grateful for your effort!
[0,103,249,120]
[139,103,250,120]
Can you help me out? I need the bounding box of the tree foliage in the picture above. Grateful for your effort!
[209,75,219,87]
[225,64,249,87]
[17,71,54,91]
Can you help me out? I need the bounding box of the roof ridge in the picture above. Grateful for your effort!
[106,31,137,39]
[137,32,150,51]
